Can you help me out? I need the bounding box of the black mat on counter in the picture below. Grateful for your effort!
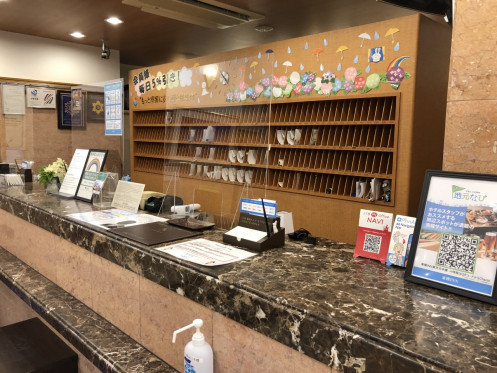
[109,221,201,246]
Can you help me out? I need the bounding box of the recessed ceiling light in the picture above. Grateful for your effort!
[70,31,85,38]
[106,17,123,25]
[255,25,274,33]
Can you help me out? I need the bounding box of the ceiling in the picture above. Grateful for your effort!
[0,0,447,67]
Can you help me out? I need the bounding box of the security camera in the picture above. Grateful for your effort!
[101,39,110,60]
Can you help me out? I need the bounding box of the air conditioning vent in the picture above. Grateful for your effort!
[122,0,264,29]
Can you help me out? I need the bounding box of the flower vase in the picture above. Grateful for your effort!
[45,178,60,194]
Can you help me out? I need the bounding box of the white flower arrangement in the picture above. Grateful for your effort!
[38,158,68,187]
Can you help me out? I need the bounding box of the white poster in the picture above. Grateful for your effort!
[2,84,26,115]
[26,87,56,108]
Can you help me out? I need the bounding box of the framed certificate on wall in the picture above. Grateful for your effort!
[405,170,497,305]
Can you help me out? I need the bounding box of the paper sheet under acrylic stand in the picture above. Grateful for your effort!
[92,172,119,208]
[224,183,285,252]
[223,212,285,252]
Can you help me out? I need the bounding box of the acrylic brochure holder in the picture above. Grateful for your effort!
[223,212,285,252]
[92,172,119,208]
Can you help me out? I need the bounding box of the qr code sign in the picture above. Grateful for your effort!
[364,234,382,254]
[436,233,479,273]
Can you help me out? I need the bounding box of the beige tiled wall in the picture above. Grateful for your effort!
[443,0,497,172]
[0,209,331,373]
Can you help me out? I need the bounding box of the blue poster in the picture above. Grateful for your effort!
[104,81,123,136]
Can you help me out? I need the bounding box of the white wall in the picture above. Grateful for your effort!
[0,30,120,84]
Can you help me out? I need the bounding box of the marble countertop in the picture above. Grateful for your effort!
[1,184,497,372]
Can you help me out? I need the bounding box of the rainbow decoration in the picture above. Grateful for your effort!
[86,158,101,172]
[387,56,411,71]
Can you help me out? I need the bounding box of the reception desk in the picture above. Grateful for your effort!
[0,185,496,373]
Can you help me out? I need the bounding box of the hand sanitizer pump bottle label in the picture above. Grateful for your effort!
[173,319,213,373]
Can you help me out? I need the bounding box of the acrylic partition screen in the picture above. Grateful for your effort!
[0,82,53,181]
[131,55,274,229]
[69,79,125,176]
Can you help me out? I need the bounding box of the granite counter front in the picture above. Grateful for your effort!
[0,185,496,373]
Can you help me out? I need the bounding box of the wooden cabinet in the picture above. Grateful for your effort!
[129,15,451,243]
[132,94,398,204]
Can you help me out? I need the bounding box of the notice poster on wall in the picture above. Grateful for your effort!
[26,87,56,108]
[104,81,123,136]
[2,84,26,115]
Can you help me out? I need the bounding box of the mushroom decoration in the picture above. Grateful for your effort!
[336,45,348,60]
[250,61,258,72]
[358,33,371,47]
[385,28,399,43]
[265,49,274,60]
[282,61,292,73]
[312,48,323,61]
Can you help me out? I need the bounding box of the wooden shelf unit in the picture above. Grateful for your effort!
[132,94,398,203]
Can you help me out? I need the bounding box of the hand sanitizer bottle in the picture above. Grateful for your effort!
[172,319,213,373]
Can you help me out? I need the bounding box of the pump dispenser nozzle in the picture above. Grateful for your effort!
[172,319,204,344]
[172,318,213,373]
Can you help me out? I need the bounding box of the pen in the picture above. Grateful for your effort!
[260,198,271,238]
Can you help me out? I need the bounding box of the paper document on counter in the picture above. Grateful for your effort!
[66,208,166,229]
[156,238,257,266]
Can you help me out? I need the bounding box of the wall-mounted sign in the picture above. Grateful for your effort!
[104,81,123,136]
[26,87,56,108]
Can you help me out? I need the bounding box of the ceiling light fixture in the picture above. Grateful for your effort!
[70,31,85,38]
[106,17,123,25]
[254,24,273,33]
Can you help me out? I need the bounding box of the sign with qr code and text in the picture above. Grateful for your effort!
[405,171,497,305]
[354,209,393,263]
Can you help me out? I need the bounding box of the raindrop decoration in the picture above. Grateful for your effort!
[300,64,304,71]
[210,92,213,98]
[337,63,342,71]
[287,46,291,54]
[258,52,261,59]
[305,42,309,50]
[365,65,371,73]
[320,64,324,71]
[249,73,253,80]
[262,68,266,74]
[245,57,248,63]
[196,81,199,86]
[324,38,328,47]
[394,42,400,51]
[354,56,359,64]
[197,98,200,103]
[235,56,238,63]
[374,32,379,40]
[274,61,278,68]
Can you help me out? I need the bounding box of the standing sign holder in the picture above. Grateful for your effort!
[405,170,497,305]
